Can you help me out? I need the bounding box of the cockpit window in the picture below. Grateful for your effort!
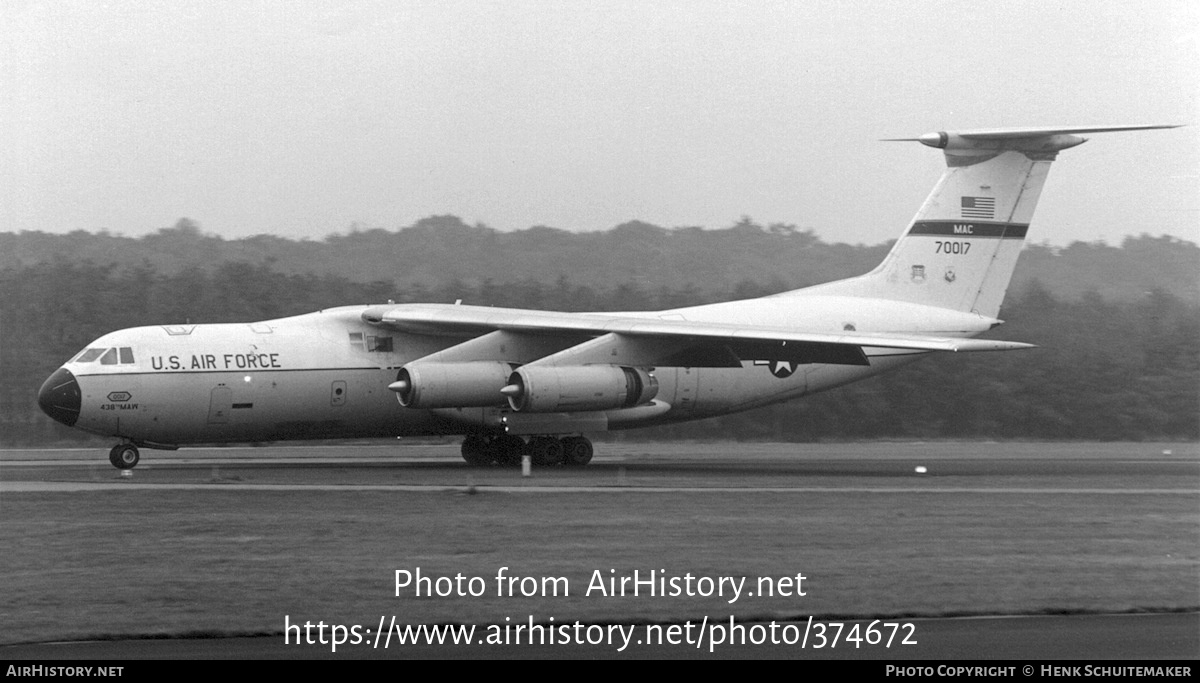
[73,346,136,364]
[74,348,106,363]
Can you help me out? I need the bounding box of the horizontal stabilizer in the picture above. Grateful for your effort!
[953,124,1182,139]
[884,124,1181,154]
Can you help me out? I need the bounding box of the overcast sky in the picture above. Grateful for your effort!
[2,1,1196,246]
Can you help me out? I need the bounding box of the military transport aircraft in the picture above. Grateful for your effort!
[38,125,1177,469]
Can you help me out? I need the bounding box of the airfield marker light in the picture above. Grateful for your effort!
[915,466,928,474]
[244,375,252,383]
[522,455,531,478]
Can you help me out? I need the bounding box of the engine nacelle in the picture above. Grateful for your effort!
[391,361,513,409]
[503,365,658,413]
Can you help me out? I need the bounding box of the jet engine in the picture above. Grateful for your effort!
[391,361,513,409]
[502,365,658,413]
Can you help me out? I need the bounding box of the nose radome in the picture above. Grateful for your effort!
[38,367,81,427]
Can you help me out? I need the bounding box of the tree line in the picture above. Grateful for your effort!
[2,216,1197,302]
[2,255,1196,445]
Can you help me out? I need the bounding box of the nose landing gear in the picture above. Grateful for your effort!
[109,443,140,470]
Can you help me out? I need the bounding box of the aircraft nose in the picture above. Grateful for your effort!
[38,367,81,427]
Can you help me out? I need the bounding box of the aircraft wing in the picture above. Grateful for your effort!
[362,303,1033,367]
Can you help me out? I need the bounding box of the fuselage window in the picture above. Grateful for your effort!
[100,348,119,365]
[74,348,106,363]
[119,347,135,364]
[348,332,365,350]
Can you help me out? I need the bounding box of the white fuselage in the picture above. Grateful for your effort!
[54,296,989,446]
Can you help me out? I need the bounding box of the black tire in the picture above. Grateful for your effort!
[494,435,526,467]
[461,435,491,466]
[562,436,594,466]
[112,444,139,470]
[529,437,564,466]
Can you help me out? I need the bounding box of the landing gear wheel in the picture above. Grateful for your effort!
[529,437,565,466]
[110,444,140,470]
[492,435,525,467]
[461,435,491,466]
[562,436,593,466]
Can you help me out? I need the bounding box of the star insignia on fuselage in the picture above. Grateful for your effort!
[753,359,796,379]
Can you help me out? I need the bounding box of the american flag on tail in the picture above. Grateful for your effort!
[961,196,995,219]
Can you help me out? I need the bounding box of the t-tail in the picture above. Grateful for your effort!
[797,125,1179,318]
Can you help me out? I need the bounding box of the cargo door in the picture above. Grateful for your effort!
[208,386,233,424]
[671,367,700,414]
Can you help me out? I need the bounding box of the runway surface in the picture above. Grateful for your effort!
[3,440,1196,490]
[2,441,1197,660]
[3,613,1196,660]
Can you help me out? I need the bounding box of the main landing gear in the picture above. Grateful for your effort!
[461,434,594,467]
[109,443,140,470]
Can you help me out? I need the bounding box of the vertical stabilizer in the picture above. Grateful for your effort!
[795,125,1178,318]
